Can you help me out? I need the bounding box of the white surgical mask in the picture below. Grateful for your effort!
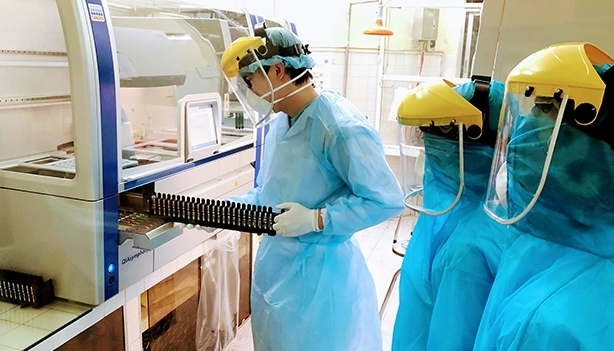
[495,162,508,210]
[246,89,273,115]
[245,69,311,127]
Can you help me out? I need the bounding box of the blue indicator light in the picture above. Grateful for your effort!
[107,263,116,274]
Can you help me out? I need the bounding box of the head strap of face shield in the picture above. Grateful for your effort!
[561,65,614,151]
[238,22,311,72]
[527,66,614,151]
[470,75,497,146]
[419,76,493,145]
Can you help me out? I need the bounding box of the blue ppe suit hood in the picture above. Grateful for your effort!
[474,65,614,351]
[393,80,508,350]
[230,90,404,351]
[474,104,614,351]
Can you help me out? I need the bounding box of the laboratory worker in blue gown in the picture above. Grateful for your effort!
[474,42,614,350]
[392,78,506,350]
[219,23,404,351]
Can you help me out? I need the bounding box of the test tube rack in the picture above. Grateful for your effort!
[149,192,279,236]
[0,269,55,308]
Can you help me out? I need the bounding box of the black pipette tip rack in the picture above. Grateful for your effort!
[148,192,279,236]
[0,269,55,308]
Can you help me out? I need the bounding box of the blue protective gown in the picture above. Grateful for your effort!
[392,134,459,350]
[473,110,614,350]
[231,90,404,351]
[393,81,507,351]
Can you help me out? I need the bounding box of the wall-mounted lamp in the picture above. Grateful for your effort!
[363,0,393,36]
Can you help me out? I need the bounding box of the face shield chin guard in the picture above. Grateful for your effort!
[484,87,570,225]
[398,121,468,216]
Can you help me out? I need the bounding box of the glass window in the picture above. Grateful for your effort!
[109,2,226,180]
[180,8,257,140]
[109,2,256,180]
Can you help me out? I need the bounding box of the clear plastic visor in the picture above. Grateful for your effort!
[223,51,276,128]
[398,123,465,216]
[484,87,569,225]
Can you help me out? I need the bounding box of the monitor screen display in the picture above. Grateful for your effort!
[186,102,218,151]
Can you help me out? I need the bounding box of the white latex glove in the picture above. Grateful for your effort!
[177,223,216,233]
[273,202,321,237]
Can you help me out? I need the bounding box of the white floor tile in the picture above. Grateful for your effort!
[0,325,50,350]
[41,300,63,309]
[0,306,48,325]
[48,301,91,316]
[0,303,15,316]
[0,321,19,338]
[357,237,380,258]
[25,309,78,331]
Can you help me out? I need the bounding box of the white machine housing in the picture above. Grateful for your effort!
[0,0,252,305]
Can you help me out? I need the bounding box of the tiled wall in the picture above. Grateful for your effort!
[310,48,451,184]
[310,49,378,125]
[310,48,450,148]
[380,52,445,147]
[344,52,380,123]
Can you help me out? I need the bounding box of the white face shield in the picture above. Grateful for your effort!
[225,51,312,129]
[224,51,275,128]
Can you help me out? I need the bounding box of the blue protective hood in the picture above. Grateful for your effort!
[421,80,504,200]
[472,64,614,351]
[507,114,614,258]
[393,79,507,351]
[423,135,493,201]
[504,64,614,257]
